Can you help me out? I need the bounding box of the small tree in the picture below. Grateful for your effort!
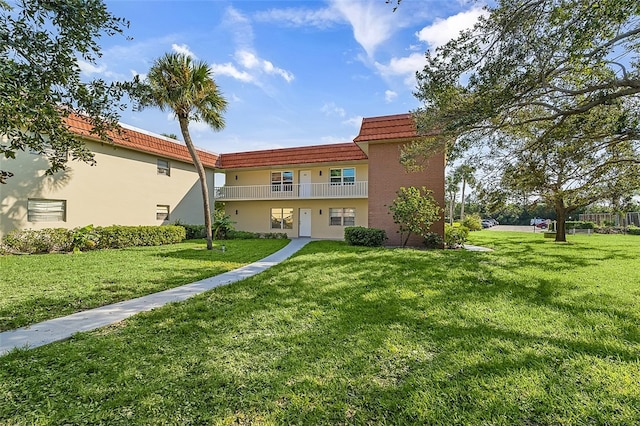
[388,186,443,247]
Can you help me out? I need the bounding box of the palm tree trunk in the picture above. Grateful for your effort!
[460,180,466,222]
[178,116,213,250]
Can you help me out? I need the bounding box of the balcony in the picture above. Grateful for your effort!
[214,181,368,201]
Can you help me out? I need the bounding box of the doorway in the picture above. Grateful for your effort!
[299,208,311,237]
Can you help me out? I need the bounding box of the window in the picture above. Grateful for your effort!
[330,168,355,185]
[271,208,293,229]
[27,199,66,222]
[157,159,170,176]
[329,208,355,226]
[156,205,170,221]
[271,171,293,191]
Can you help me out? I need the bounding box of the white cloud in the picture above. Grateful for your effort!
[210,63,254,83]
[78,60,107,76]
[330,0,398,57]
[321,102,346,118]
[254,7,342,28]
[385,90,398,103]
[417,6,486,49]
[171,43,197,58]
[375,52,426,87]
[343,115,363,128]
[214,8,294,85]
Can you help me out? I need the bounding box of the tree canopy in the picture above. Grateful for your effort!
[408,0,640,241]
[0,0,139,183]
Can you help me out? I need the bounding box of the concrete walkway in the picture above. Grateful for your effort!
[0,238,313,356]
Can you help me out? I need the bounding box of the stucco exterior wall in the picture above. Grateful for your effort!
[367,141,445,246]
[0,140,214,237]
[224,199,368,239]
[224,163,368,187]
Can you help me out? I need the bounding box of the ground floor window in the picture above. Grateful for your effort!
[271,207,293,229]
[329,208,355,226]
[156,205,170,221]
[27,199,66,222]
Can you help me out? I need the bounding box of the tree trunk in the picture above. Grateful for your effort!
[178,117,213,250]
[554,198,567,243]
[460,180,467,222]
[449,191,457,224]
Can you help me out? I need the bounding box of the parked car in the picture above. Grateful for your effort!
[481,220,493,228]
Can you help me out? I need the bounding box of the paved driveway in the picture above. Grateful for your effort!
[484,225,544,233]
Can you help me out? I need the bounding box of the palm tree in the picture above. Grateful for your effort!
[142,53,227,250]
[445,173,459,224]
[454,164,476,222]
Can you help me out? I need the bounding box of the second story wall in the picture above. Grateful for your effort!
[224,163,368,186]
[0,139,214,237]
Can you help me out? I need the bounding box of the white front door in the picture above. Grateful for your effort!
[299,208,312,237]
[300,170,311,198]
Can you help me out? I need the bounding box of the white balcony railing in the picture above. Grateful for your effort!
[214,181,368,200]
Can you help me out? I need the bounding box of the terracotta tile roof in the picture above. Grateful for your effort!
[64,114,219,168]
[219,143,367,169]
[353,113,420,142]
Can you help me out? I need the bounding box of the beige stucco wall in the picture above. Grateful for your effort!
[224,163,368,187]
[0,139,214,237]
[224,199,368,239]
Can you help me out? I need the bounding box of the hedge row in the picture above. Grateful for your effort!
[344,226,387,247]
[2,225,186,254]
[565,220,596,229]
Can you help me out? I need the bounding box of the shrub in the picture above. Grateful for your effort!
[227,230,258,239]
[344,226,387,247]
[565,221,595,229]
[94,225,185,249]
[70,224,99,253]
[462,214,482,231]
[255,232,289,239]
[213,210,236,240]
[626,226,640,235]
[180,224,206,240]
[2,225,186,254]
[2,228,73,254]
[423,232,444,249]
[445,224,469,248]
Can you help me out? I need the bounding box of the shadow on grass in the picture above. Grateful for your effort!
[1,240,639,424]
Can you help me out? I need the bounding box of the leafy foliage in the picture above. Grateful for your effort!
[423,232,444,249]
[2,225,185,254]
[444,224,469,248]
[388,186,443,247]
[409,0,640,242]
[462,213,482,231]
[213,209,235,240]
[0,0,139,182]
[344,226,387,247]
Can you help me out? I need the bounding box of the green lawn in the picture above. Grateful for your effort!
[0,239,289,331]
[1,232,639,424]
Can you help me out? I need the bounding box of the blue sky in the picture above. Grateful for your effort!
[89,0,486,154]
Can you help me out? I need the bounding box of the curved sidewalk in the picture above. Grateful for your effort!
[0,238,313,356]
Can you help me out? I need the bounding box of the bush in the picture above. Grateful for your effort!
[344,226,387,247]
[94,225,185,249]
[565,221,595,229]
[255,232,289,239]
[627,226,640,235]
[227,230,258,239]
[462,214,482,231]
[445,224,469,248]
[213,210,236,240]
[2,225,186,254]
[2,228,73,254]
[180,224,206,240]
[423,232,444,249]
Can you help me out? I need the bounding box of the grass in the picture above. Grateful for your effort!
[0,239,289,331]
[1,232,639,424]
